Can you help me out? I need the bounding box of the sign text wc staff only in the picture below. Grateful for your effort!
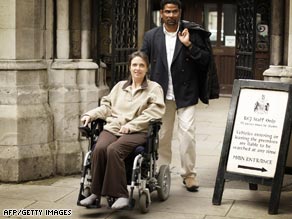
[227,89,288,178]
[212,79,292,215]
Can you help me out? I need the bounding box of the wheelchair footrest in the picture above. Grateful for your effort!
[106,197,116,208]
[77,199,101,208]
[128,198,136,209]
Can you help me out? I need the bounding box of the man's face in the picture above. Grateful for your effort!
[160,4,181,27]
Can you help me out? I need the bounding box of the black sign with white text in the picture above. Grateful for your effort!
[213,80,292,215]
[227,89,288,177]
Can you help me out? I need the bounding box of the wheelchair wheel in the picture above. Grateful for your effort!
[157,165,171,201]
[139,192,150,213]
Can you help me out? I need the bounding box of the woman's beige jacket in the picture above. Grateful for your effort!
[84,79,165,136]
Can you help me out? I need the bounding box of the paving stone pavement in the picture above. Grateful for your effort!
[1,97,292,219]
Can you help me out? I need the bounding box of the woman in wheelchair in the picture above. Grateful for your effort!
[79,51,165,209]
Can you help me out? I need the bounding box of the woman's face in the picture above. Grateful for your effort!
[129,56,148,83]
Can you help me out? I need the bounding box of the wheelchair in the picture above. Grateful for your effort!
[77,118,171,213]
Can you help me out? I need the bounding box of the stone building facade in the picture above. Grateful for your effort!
[0,0,150,182]
[1,0,292,182]
[0,0,110,182]
[263,0,292,167]
[263,0,292,82]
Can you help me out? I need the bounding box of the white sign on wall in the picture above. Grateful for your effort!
[225,35,236,47]
[226,88,288,177]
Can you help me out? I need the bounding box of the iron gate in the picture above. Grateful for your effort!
[111,0,138,87]
[235,0,270,80]
[235,0,256,79]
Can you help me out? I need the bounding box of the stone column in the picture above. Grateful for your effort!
[78,0,109,114]
[50,0,81,175]
[0,1,54,182]
[263,0,285,81]
[138,0,150,48]
[49,62,81,175]
[45,0,54,59]
[288,1,292,67]
[81,0,91,59]
[56,0,70,59]
[281,0,292,168]
[77,0,109,153]
[79,0,100,112]
[280,0,292,83]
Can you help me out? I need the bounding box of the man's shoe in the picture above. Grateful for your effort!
[183,177,199,192]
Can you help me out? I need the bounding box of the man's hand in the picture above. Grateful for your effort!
[178,28,192,47]
[81,115,91,127]
[119,126,130,134]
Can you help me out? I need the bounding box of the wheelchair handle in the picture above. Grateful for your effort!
[78,126,91,138]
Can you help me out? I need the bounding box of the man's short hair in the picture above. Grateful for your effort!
[160,0,182,10]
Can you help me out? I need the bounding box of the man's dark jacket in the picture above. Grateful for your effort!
[141,20,219,109]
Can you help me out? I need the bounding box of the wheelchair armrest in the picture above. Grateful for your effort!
[79,118,106,139]
[149,119,162,126]
[78,126,91,138]
[91,118,106,132]
[148,119,162,135]
[145,119,162,155]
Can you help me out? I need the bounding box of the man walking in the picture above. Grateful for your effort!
[141,0,219,192]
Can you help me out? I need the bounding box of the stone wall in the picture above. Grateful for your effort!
[0,60,55,182]
[0,0,109,182]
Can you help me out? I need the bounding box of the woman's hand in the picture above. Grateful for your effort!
[81,115,91,127]
[119,126,130,134]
